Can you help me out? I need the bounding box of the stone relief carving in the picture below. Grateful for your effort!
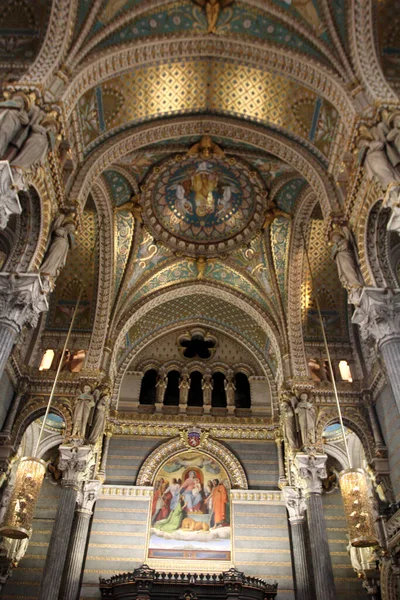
[0,162,21,230]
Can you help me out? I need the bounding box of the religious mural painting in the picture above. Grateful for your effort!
[148,451,231,561]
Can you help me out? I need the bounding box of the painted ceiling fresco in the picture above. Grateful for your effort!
[76,57,339,161]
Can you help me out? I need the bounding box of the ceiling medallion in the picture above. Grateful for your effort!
[141,154,265,257]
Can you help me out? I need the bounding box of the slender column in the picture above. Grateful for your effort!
[60,480,101,600]
[0,379,28,437]
[98,432,112,480]
[295,454,336,600]
[179,372,189,413]
[0,273,48,379]
[352,288,400,414]
[275,436,287,487]
[282,487,314,600]
[37,445,93,600]
[363,392,386,453]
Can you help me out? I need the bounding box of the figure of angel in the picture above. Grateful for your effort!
[216,185,232,218]
[173,184,192,216]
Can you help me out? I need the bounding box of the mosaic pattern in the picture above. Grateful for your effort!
[114,210,134,297]
[125,230,172,293]
[142,154,264,254]
[274,177,307,213]
[301,215,348,342]
[76,57,339,159]
[271,217,291,299]
[0,0,51,64]
[122,293,269,365]
[103,170,134,206]
[46,211,98,332]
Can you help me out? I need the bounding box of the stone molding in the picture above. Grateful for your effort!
[352,288,400,347]
[231,490,282,503]
[58,445,94,489]
[282,486,307,521]
[0,273,49,333]
[100,485,152,499]
[294,454,328,495]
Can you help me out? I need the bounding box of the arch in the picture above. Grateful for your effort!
[188,371,203,407]
[164,370,180,407]
[235,373,251,409]
[68,116,340,220]
[211,372,227,408]
[62,37,356,126]
[316,407,375,463]
[138,369,157,405]
[10,398,71,451]
[136,436,248,489]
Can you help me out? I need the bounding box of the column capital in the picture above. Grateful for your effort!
[77,479,101,515]
[0,273,49,333]
[295,454,328,496]
[0,161,22,230]
[352,288,400,347]
[282,486,307,522]
[58,445,94,490]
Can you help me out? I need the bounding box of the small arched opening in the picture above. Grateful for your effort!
[212,372,226,408]
[139,369,157,405]
[164,370,180,406]
[188,371,203,407]
[234,373,251,409]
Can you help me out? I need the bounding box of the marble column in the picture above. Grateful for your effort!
[363,392,386,454]
[0,273,48,379]
[275,436,287,487]
[98,432,112,481]
[60,480,101,600]
[295,454,336,600]
[352,289,400,414]
[0,378,28,438]
[282,486,314,600]
[37,445,93,600]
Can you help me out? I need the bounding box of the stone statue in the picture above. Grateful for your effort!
[0,161,21,229]
[179,374,190,405]
[40,214,76,278]
[330,225,364,305]
[155,373,167,404]
[72,384,96,438]
[295,392,316,447]
[202,374,213,406]
[87,393,109,444]
[192,0,234,34]
[224,377,236,407]
[11,116,59,170]
[0,93,30,158]
[387,112,400,162]
[357,127,400,190]
[280,400,298,450]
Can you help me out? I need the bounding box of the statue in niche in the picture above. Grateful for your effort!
[192,0,234,34]
[88,391,110,444]
[72,384,96,438]
[295,392,316,447]
[386,112,400,160]
[179,373,190,406]
[11,115,60,171]
[280,397,298,450]
[155,373,167,404]
[0,92,30,158]
[40,213,76,278]
[329,225,364,305]
[202,374,213,406]
[224,376,236,408]
[261,199,291,230]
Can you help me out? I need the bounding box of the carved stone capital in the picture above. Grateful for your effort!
[58,445,94,489]
[352,288,400,347]
[0,273,49,333]
[0,161,21,230]
[282,486,307,522]
[295,454,327,496]
[77,479,101,515]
